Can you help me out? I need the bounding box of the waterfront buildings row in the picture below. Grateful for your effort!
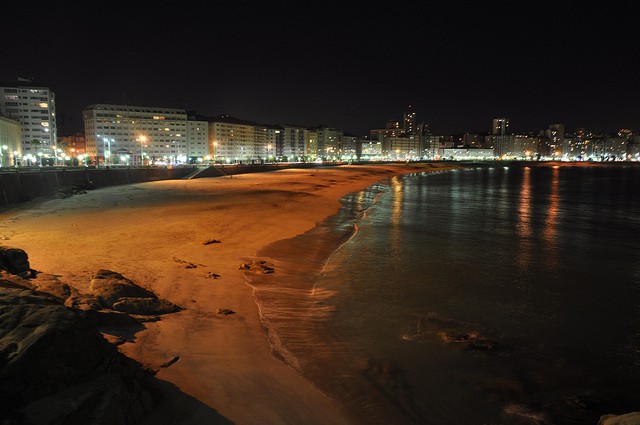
[2,79,640,166]
[81,105,360,165]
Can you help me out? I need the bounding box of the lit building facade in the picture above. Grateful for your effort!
[207,115,274,163]
[492,117,509,135]
[0,81,57,155]
[403,106,416,133]
[83,104,189,165]
[0,115,21,166]
[255,125,280,161]
[55,133,87,165]
[342,134,359,159]
[314,126,341,159]
[545,123,565,155]
[439,148,495,159]
[382,135,420,159]
[280,125,308,160]
[186,120,209,161]
[360,140,382,158]
[421,135,443,158]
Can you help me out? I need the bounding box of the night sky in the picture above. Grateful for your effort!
[3,2,638,137]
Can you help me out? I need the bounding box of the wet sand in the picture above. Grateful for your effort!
[0,163,459,424]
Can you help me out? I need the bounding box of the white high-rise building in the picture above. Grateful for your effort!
[186,120,209,160]
[83,104,189,165]
[0,80,57,156]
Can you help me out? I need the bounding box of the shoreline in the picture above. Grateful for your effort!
[1,163,460,424]
[245,176,428,425]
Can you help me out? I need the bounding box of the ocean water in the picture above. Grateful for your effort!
[246,164,640,425]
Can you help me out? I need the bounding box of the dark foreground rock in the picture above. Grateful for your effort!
[0,287,158,424]
[0,246,32,278]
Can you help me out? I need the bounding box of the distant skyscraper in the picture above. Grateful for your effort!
[386,119,401,129]
[417,123,432,136]
[0,79,57,154]
[492,118,509,135]
[404,105,416,134]
[546,123,565,155]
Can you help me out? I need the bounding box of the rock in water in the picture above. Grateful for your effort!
[0,287,157,423]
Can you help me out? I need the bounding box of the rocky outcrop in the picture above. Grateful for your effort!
[28,273,73,301]
[0,286,157,424]
[88,269,181,316]
[0,246,32,278]
[89,270,157,308]
[0,247,186,424]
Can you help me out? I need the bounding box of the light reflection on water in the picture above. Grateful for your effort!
[317,165,640,424]
[391,176,403,257]
[248,165,640,425]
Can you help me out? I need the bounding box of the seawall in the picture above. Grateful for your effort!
[0,163,330,209]
[0,166,195,208]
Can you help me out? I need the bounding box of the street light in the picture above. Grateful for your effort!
[102,138,113,166]
[138,136,146,166]
[0,145,7,167]
[212,141,218,164]
[267,143,272,163]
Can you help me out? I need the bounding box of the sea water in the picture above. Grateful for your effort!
[247,165,640,424]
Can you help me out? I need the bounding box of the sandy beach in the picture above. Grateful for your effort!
[0,162,459,424]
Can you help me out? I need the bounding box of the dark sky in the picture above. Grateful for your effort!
[3,2,638,137]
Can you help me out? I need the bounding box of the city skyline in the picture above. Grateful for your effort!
[2,3,638,137]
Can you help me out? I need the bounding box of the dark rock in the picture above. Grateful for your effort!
[173,257,205,268]
[0,246,32,277]
[237,260,275,274]
[82,308,146,330]
[112,297,182,316]
[159,356,180,368]
[0,270,34,291]
[202,239,221,245]
[437,331,496,350]
[89,269,156,308]
[29,273,73,301]
[217,309,235,316]
[0,287,158,423]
